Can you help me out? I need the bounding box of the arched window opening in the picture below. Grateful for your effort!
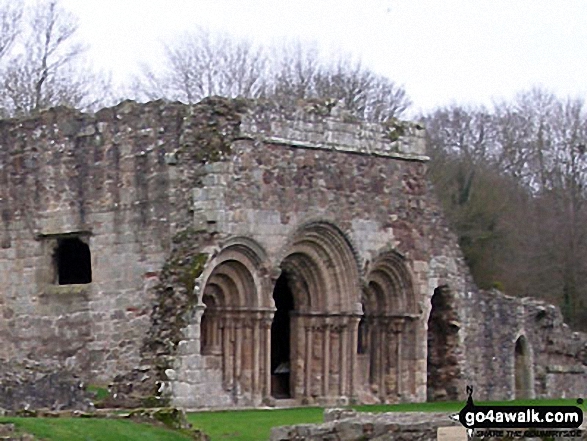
[55,237,92,285]
[515,336,533,399]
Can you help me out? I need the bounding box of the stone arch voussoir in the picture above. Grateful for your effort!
[364,249,417,315]
[275,219,362,313]
[198,236,270,308]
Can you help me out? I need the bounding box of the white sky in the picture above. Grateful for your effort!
[59,0,587,116]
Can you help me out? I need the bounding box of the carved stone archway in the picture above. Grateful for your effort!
[195,238,274,406]
[359,251,419,403]
[272,221,362,404]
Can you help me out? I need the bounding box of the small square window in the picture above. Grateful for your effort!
[54,237,92,285]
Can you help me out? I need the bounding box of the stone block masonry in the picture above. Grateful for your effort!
[270,409,464,441]
[0,97,585,411]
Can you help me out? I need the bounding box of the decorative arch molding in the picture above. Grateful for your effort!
[268,219,363,402]
[275,219,362,313]
[356,249,421,402]
[364,249,418,315]
[190,236,276,405]
[198,236,271,309]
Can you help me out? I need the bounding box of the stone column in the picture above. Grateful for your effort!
[193,301,206,347]
[368,317,376,386]
[391,317,405,398]
[261,313,273,401]
[210,309,221,353]
[322,319,331,397]
[304,316,313,400]
[252,313,260,399]
[233,315,242,399]
[220,314,231,388]
[348,315,361,400]
[339,319,348,397]
[378,317,387,401]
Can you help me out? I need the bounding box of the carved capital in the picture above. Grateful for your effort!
[390,317,406,334]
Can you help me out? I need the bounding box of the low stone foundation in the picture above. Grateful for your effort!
[270,409,461,441]
[0,359,93,412]
[271,409,587,441]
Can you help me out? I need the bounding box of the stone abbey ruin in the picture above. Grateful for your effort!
[0,97,585,410]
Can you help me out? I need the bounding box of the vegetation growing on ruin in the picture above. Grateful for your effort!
[177,97,247,165]
[149,227,212,354]
[106,227,215,408]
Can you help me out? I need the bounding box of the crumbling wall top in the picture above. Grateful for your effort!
[0,97,427,162]
[239,98,428,161]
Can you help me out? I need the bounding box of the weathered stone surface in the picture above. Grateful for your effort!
[0,423,38,441]
[271,410,460,441]
[273,410,587,441]
[0,97,585,410]
[0,360,93,412]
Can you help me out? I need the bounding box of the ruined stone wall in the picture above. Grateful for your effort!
[0,100,206,382]
[1,97,584,410]
[169,102,474,408]
[461,289,587,401]
[270,408,464,441]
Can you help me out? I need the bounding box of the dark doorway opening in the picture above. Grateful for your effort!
[271,272,294,398]
[55,238,92,285]
[357,313,367,354]
[427,286,459,401]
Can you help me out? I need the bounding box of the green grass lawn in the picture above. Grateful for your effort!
[0,417,194,441]
[187,407,324,441]
[188,398,585,440]
[0,399,583,441]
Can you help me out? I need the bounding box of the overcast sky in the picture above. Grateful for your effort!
[59,0,587,116]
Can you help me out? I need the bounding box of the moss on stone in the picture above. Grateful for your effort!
[382,118,406,142]
[177,96,245,165]
[182,253,208,293]
[141,395,170,408]
[117,226,212,407]
[152,407,186,430]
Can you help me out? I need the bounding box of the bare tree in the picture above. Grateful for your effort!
[268,40,321,104]
[423,89,587,329]
[0,0,22,61]
[133,29,267,103]
[133,31,412,120]
[269,42,412,120]
[0,0,111,116]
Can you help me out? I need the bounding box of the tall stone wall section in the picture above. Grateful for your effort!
[461,289,587,401]
[169,102,473,408]
[0,97,584,409]
[0,100,211,383]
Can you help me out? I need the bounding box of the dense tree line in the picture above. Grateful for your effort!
[423,89,587,329]
[1,2,585,328]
